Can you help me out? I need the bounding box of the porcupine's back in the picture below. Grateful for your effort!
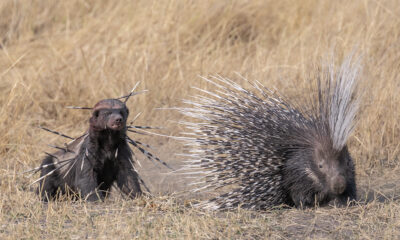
[180,54,361,210]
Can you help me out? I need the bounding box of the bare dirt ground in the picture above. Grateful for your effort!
[0,0,399,239]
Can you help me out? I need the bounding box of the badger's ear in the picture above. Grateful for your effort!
[89,111,98,126]
[89,116,95,125]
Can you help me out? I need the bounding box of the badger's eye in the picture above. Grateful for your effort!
[318,164,323,169]
[94,110,99,118]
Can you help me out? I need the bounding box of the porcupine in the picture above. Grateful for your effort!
[180,55,361,210]
[30,86,172,201]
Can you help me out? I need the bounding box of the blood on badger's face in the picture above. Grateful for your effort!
[90,99,129,131]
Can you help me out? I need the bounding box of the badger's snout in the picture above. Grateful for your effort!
[107,114,125,130]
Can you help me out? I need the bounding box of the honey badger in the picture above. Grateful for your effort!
[34,95,170,201]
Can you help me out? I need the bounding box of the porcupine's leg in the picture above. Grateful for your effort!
[333,176,357,206]
[116,146,142,198]
[290,185,318,208]
[331,153,357,206]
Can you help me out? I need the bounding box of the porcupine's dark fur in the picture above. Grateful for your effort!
[180,55,361,210]
[31,86,172,201]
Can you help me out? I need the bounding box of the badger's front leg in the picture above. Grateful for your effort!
[74,162,103,201]
[116,145,142,198]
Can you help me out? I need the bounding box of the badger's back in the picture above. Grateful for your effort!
[37,134,88,199]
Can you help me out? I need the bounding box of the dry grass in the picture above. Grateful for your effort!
[0,0,399,239]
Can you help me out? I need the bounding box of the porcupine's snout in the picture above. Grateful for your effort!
[330,174,346,195]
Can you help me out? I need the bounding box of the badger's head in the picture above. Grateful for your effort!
[89,99,129,132]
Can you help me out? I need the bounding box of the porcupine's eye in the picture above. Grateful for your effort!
[318,159,324,169]
[94,110,99,118]
[346,157,352,167]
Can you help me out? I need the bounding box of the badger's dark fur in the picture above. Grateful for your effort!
[37,99,142,201]
[180,55,361,210]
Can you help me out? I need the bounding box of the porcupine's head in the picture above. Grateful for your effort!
[294,133,356,206]
[284,139,355,208]
[311,141,350,197]
[284,55,360,207]
[89,99,129,132]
